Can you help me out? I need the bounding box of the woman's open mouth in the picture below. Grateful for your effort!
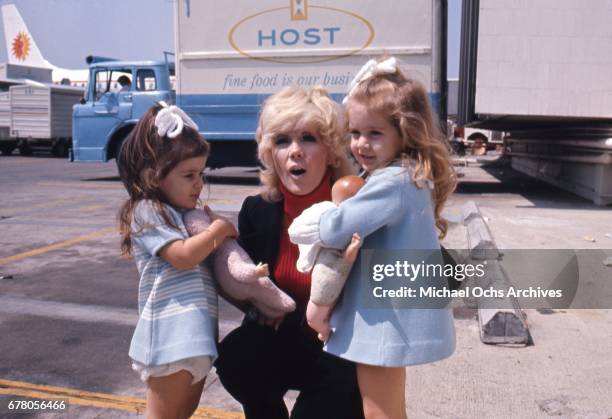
[289,168,306,176]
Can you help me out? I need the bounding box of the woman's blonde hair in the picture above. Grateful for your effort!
[256,85,354,201]
[346,64,457,238]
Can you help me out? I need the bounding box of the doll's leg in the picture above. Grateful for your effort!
[146,370,205,419]
[308,246,358,340]
[310,249,353,306]
[356,364,407,419]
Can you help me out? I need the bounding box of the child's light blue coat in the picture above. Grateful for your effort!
[319,164,456,367]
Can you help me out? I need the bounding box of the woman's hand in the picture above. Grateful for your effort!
[306,300,334,341]
[256,314,285,331]
[204,205,238,239]
[249,307,285,331]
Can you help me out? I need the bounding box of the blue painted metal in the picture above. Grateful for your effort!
[176,92,442,141]
[72,61,174,162]
[73,59,442,163]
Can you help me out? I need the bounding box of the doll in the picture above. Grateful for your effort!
[184,209,296,319]
[289,175,365,340]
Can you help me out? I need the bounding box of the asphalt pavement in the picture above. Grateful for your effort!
[1,152,611,418]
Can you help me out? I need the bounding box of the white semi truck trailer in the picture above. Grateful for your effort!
[174,0,448,167]
[458,0,612,205]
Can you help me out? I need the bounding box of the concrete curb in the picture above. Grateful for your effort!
[462,201,530,345]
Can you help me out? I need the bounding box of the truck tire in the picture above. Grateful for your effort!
[113,137,127,173]
[19,143,32,156]
[109,125,134,172]
[0,144,15,155]
[52,139,70,158]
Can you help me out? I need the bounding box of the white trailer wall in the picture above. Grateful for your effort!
[175,0,441,97]
[9,85,82,139]
[0,91,9,138]
[10,85,49,138]
[475,0,612,120]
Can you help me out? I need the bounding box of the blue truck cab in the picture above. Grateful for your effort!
[71,56,174,162]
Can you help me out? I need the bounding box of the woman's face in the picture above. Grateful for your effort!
[271,122,331,196]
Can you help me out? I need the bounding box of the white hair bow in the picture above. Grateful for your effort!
[342,57,398,104]
[155,101,199,138]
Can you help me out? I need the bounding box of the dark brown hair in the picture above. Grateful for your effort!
[117,103,209,256]
[346,63,457,238]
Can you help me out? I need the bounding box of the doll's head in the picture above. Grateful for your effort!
[331,175,365,205]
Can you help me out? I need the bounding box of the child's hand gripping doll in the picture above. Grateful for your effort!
[184,208,296,319]
[288,175,365,341]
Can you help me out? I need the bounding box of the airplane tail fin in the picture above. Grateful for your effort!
[1,4,52,68]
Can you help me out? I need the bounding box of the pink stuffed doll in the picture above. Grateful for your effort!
[183,209,296,319]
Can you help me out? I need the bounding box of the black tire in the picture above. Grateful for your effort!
[52,139,70,158]
[0,145,15,155]
[19,143,32,156]
[114,138,126,174]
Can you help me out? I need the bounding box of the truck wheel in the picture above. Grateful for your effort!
[19,143,32,156]
[0,145,15,155]
[113,138,126,172]
[52,139,70,157]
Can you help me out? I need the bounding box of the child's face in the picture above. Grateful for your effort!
[348,101,403,174]
[159,156,207,209]
[271,122,330,196]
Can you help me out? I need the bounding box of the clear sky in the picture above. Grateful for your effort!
[0,0,462,78]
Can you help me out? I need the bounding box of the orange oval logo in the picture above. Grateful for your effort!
[228,6,374,64]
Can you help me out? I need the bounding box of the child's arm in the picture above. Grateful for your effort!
[160,207,237,270]
[319,173,406,249]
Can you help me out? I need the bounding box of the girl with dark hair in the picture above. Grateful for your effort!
[117,103,237,418]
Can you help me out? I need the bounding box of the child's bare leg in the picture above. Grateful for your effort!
[343,233,362,264]
[146,370,205,419]
[357,364,407,419]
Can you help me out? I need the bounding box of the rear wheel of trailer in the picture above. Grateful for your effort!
[18,140,32,156]
[0,144,15,155]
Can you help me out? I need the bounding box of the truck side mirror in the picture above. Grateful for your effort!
[79,97,86,105]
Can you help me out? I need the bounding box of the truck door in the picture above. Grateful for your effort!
[72,68,133,161]
[132,68,162,117]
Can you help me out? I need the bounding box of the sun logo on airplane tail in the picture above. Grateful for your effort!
[12,32,31,61]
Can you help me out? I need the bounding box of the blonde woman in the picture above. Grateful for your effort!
[214,86,364,419]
